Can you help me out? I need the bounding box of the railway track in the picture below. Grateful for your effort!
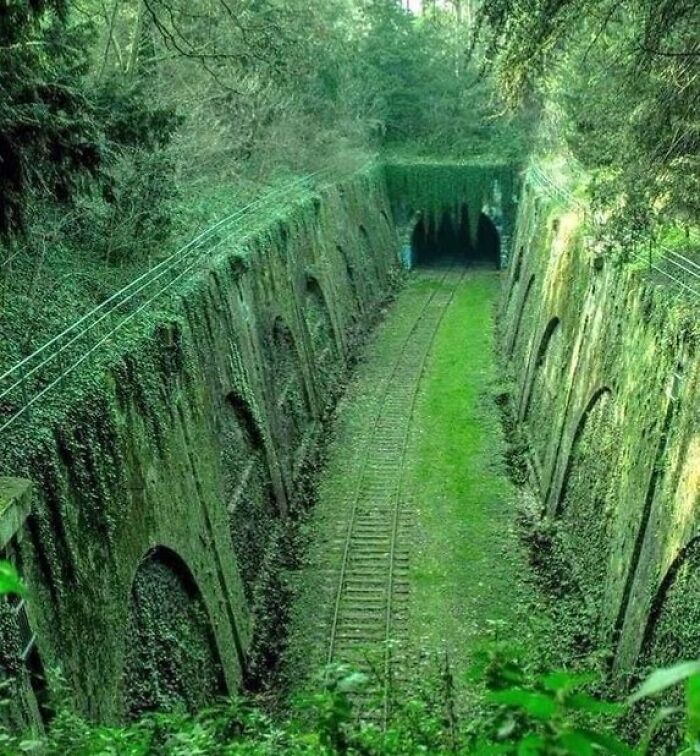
[325,268,465,725]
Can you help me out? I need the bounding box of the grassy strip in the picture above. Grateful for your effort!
[405,271,533,695]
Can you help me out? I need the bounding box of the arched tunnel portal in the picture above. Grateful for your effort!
[411,206,501,269]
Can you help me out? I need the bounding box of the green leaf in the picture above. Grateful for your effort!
[540,670,598,693]
[558,729,595,756]
[630,662,700,704]
[516,733,547,755]
[637,706,680,754]
[577,728,636,755]
[489,689,558,720]
[686,674,700,741]
[566,693,624,716]
[0,561,25,597]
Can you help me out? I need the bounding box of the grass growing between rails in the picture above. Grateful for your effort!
[404,271,533,699]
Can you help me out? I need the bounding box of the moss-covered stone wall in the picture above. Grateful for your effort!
[500,174,699,678]
[0,165,399,722]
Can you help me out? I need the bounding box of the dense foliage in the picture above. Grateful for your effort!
[1,642,699,753]
[0,0,516,248]
[477,0,700,237]
[0,0,525,369]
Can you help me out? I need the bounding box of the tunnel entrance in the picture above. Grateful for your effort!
[410,206,500,269]
[475,213,501,268]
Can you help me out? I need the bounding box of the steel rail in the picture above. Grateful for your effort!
[381,271,464,728]
[325,269,453,667]
[325,268,466,733]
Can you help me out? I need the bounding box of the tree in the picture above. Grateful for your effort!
[476,0,700,234]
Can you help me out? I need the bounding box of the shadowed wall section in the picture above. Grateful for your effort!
[0,164,399,722]
[410,208,501,268]
[122,548,226,719]
[640,537,700,669]
[500,168,700,678]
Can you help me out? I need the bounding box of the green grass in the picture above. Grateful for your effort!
[405,271,532,697]
[288,270,549,709]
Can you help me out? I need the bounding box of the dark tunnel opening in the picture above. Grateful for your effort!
[475,212,501,268]
[410,206,500,269]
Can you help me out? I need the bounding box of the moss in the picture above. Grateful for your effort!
[0,163,399,723]
[383,160,518,243]
[500,159,700,686]
[122,551,226,719]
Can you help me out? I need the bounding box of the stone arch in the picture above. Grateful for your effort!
[359,224,372,246]
[613,374,683,646]
[508,274,536,357]
[358,224,383,287]
[268,315,310,452]
[640,536,700,666]
[337,244,362,315]
[304,274,336,357]
[222,389,275,599]
[556,386,614,516]
[122,547,226,719]
[512,245,524,287]
[225,389,264,451]
[304,274,341,397]
[555,388,617,622]
[507,246,525,309]
[502,242,525,321]
[521,317,564,466]
[522,318,562,419]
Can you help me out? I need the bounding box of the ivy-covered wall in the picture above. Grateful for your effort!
[0,164,399,723]
[384,159,518,267]
[500,175,700,678]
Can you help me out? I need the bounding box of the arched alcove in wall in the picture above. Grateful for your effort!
[226,388,264,451]
[508,274,536,358]
[640,536,700,665]
[523,318,562,417]
[267,316,309,452]
[122,547,226,720]
[512,245,524,288]
[555,388,617,623]
[522,317,564,464]
[358,224,382,286]
[556,387,614,516]
[222,388,275,600]
[304,275,336,357]
[633,537,700,750]
[337,244,362,314]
